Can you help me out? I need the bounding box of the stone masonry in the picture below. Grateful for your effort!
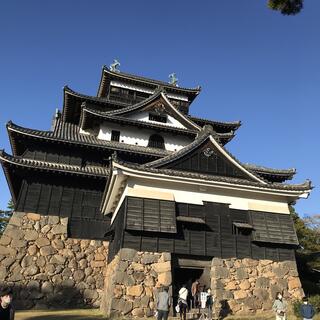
[0,212,108,309]
[211,257,304,315]
[101,248,172,318]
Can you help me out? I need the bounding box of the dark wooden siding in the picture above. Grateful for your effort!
[119,197,296,261]
[166,140,252,180]
[16,174,110,240]
[250,210,299,245]
[20,138,159,166]
[126,197,176,233]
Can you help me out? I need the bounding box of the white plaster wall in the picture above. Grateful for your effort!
[97,122,192,151]
[127,111,187,129]
[125,177,291,214]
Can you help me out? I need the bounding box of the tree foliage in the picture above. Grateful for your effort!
[268,0,304,15]
[291,206,320,294]
[0,199,14,235]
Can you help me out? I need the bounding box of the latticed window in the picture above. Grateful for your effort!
[149,113,167,123]
[111,130,120,142]
[148,134,165,149]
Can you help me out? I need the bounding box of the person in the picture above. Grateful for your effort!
[300,296,315,320]
[157,286,170,320]
[272,292,287,320]
[178,284,188,320]
[0,287,14,320]
[206,288,214,320]
[191,279,199,308]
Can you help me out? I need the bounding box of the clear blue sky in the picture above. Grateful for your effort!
[0,1,319,216]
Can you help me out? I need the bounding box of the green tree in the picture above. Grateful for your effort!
[291,206,320,294]
[0,199,14,235]
[268,0,304,15]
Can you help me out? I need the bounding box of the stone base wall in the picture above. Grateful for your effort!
[101,248,172,318]
[211,257,304,315]
[0,212,108,309]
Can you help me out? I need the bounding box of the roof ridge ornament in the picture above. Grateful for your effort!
[168,73,178,86]
[109,59,120,73]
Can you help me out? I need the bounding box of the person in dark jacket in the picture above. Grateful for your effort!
[0,287,14,320]
[300,296,315,320]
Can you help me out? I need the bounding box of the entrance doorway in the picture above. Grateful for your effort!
[172,267,204,310]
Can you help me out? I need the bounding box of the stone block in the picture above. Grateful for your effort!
[94,253,105,261]
[144,275,155,287]
[9,216,22,227]
[117,298,133,315]
[212,266,230,279]
[1,257,15,268]
[242,296,262,310]
[211,257,223,267]
[119,248,137,262]
[0,245,15,255]
[73,269,85,282]
[23,265,39,276]
[256,277,270,289]
[52,225,67,235]
[27,213,41,221]
[118,261,128,272]
[233,290,247,300]
[123,275,136,286]
[24,230,38,241]
[41,225,51,234]
[158,271,172,286]
[50,254,67,265]
[225,280,237,290]
[160,252,171,262]
[41,281,54,293]
[273,266,289,278]
[21,255,34,268]
[242,258,259,267]
[48,216,60,225]
[0,266,7,280]
[239,280,251,290]
[127,285,143,297]
[253,288,270,300]
[40,245,57,256]
[132,307,144,317]
[0,235,11,246]
[151,261,171,273]
[83,289,98,300]
[288,277,301,291]
[5,228,24,240]
[141,254,159,264]
[11,238,27,248]
[35,237,50,248]
[133,271,145,282]
[236,268,248,280]
[91,260,105,268]
[132,262,144,271]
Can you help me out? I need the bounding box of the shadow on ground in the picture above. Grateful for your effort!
[20,317,103,320]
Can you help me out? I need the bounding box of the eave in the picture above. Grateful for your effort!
[244,163,296,182]
[80,103,199,137]
[101,159,312,219]
[7,121,172,158]
[97,66,201,102]
[0,150,108,204]
[188,115,241,134]
[62,86,127,124]
[0,150,109,178]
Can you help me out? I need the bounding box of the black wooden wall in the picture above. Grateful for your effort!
[166,140,252,180]
[20,139,159,166]
[15,173,110,240]
[113,197,295,262]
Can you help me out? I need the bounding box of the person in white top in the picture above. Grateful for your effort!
[178,285,188,320]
